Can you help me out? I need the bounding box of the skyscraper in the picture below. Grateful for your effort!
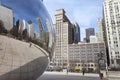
[86,28,95,42]
[97,18,104,43]
[103,0,120,68]
[73,22,81,43]
[54,9,73,69]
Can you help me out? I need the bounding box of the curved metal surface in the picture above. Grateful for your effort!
[0,0,55,80]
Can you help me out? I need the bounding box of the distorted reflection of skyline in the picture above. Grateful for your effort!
[2,0,52,32]
[0,0,55,55]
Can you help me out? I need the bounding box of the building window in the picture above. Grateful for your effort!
[91,64,93,67]
[116,45,118,47]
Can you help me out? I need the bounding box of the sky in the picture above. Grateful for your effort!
[43,0,104,40]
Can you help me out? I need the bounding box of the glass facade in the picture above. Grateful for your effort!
[0,0,55,80]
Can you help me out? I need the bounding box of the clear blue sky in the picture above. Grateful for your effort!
[43,0,104,40]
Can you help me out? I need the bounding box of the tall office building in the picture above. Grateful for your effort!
[86,28,95,42]
[54,9,73,69]
[0,5,13,31]
[97,18,104,43]
[103,0,120,68]
[73,22,81,43]
[97,18,109,66]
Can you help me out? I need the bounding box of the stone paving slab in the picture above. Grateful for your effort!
[0,35,49,80]
[38,72,108,80]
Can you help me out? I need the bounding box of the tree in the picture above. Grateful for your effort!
[10,25,19,37]
[0,20,4,33]
[22,29,28,40]
[0,20,7,34]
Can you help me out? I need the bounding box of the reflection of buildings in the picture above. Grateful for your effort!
[16,19,33,40]
[16,20,24,37]
[27,20,34,40]
[36,17,45,43]
[46,19,53,51]
[0,5,13,31]
[0,0,55,79]
[69,42,106,71]
[103,0,120,68]
[34,31,40,39]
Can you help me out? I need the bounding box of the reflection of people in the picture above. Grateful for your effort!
[82,69,85,76]
[106,69,108,77]
[29,42,32,47]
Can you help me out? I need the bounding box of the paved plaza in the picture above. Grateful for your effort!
[0,35,48,80]
[38,71,120,80]
[107,71,120,80]
[38,72,108,80]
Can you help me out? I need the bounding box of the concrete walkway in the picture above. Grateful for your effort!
[107,71,120,78]
[38,71,108,80]
[0,35,49,80]
[40,71,120,80]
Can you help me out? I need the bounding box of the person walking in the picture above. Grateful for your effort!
[82,69,85,76]
[29,42,32,47]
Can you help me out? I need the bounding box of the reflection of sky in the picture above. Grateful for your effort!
[2,0,53,32]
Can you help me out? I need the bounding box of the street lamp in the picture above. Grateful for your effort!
[97,50,104,73]
[97,53,101,74]
[111,56,116,69]
[110,47,117,69]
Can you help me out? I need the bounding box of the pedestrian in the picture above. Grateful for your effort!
[106,69,108,78]
[82,69,85,76]
[29,42,32,47]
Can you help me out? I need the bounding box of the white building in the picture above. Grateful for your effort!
[103,0,120,68]
[90,35,98,43]
[0,5,13,31]
[54,9,73,69]
[97,18,104,43]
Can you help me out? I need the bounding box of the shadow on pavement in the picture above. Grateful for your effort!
[0,57,48,80]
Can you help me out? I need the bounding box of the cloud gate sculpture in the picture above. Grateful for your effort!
[0,0,55,80]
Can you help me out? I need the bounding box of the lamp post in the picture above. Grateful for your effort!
[97,53,100,74]
[110,47,117,69]
[111,56,116,69]
[98,50,106,79]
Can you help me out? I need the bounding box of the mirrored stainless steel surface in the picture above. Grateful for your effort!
[0,0,55,80]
